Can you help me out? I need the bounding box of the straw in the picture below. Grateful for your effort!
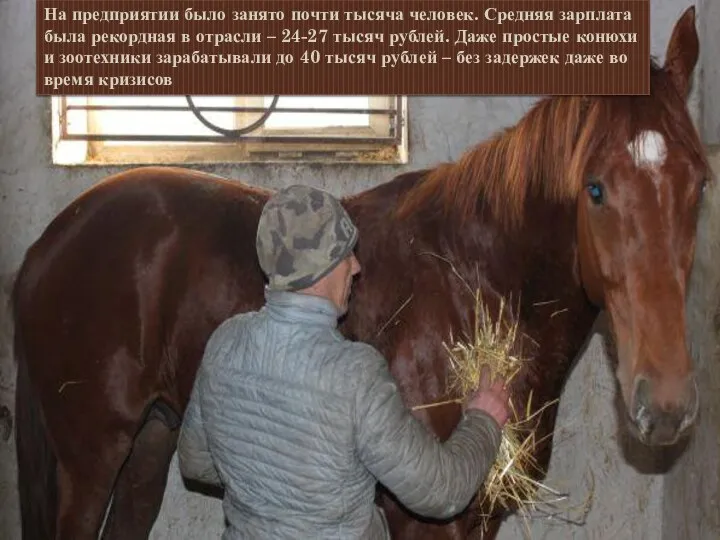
[412,289,571,534]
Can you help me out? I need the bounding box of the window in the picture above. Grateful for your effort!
[51,95,408,166]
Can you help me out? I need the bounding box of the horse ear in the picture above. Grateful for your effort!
[664,6,699,100]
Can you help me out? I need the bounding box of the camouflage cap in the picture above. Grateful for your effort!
[256,185,359,291]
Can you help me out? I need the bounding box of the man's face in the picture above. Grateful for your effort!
[326,253,361,315]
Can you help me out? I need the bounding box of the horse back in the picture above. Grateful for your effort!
[12,166,270,417]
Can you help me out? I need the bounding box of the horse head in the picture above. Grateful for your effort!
[575,7,709,446]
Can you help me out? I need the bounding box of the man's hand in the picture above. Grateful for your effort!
[464,366,511,428]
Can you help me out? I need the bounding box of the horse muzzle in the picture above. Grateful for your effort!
[627,374,699,446]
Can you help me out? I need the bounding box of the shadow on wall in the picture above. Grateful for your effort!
[0,271,15,443]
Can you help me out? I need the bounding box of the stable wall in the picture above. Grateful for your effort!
[1,0,719,538]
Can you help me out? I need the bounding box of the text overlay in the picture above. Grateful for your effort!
[37,1,650,95]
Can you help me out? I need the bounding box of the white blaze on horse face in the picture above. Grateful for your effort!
[627,130,667,171]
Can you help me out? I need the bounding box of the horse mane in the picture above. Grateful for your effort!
[396,60,709,230]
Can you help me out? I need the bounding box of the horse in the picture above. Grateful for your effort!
[12,7,708,540]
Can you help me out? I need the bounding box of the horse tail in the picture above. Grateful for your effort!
[13,273,58,540]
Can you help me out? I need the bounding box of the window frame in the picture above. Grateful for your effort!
[50,95,408,166]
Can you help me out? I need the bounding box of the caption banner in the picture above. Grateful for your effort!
[37,1,650,95]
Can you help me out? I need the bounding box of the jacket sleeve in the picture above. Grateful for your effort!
[177,324,230,487]
[177,366,222,487]
[352,345,502,520]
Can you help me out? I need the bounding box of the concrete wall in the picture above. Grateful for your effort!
[1,0,719,538]
[700,0,720,144]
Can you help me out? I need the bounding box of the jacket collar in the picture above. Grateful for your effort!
[264,288,340,328]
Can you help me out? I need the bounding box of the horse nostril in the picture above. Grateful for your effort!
[680,377,700,432]
[632,377,654,436]
[633,377,652,410]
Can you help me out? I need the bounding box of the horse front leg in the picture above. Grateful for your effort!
[469,521,502,540]
[378,489,477,540]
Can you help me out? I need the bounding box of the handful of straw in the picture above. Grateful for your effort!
[412,290,563,533]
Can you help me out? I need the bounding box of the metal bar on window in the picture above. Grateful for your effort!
[393,96,402,145]
[66,105,397,115]
[60,97,69,138]
[63,134,396,144]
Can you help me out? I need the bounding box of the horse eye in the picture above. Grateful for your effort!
[701,178,708,194]
[586,182,604,205]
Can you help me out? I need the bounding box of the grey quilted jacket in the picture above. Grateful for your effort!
[178,289,502,539]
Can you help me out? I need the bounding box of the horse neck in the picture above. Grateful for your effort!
[455,191,601,399]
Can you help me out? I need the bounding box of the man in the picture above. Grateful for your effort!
[178,185,510,539]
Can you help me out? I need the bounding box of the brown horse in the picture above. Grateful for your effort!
[13,7,708,540]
